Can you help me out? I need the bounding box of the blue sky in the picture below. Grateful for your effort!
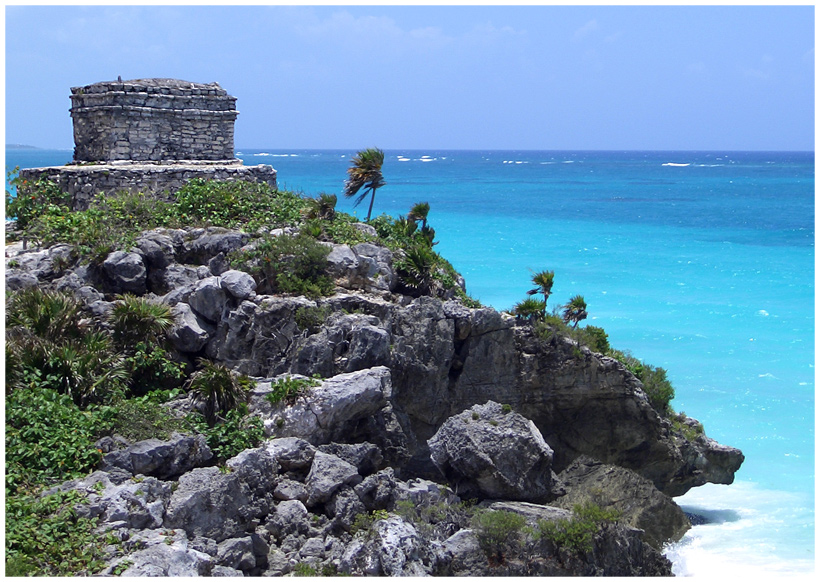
[4,3,815,151]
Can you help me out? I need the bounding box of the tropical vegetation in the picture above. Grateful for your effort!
[342,147,385,222]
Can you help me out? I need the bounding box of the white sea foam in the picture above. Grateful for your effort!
[666,482,815,577]
[663,162,691,167]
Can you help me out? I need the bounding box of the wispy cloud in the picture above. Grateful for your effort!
[573,19,599,41]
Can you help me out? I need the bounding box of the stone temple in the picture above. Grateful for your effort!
[18,78,276,209]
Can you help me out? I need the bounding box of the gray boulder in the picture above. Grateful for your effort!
[164,467,265,542]
[318,442,384,475]
[216,537,257,571]
[110,529,213,576]
[305,451,362,507]
[263,437,317,471]
[103,250,146,294]
[99,432,213,480]
[220,269,257,300]
[169,301,213,353]
[428,401,557,502]
[188,276,228,323]
[183,229,249,265]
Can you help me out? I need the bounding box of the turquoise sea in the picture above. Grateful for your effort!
[5,148,815,575]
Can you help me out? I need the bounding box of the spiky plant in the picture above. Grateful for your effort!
[513,297,547,323]
[186,359,252,426]
[343,148,385,222]
[6,288,84,341]
[109,294,175,347]
[563,294,588,328]
[397,245,437,295]
[305,192,338,221]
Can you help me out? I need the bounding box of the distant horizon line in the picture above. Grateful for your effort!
[5,144,815,154]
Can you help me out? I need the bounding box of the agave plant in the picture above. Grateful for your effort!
[343,148,385,222]
[563,294,588,328]
[109,294,175,347]
[186,359,252,426]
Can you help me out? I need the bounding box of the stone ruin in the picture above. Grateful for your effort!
[17,78,276,209]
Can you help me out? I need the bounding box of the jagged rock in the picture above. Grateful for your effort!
[305,451,362,507]
[135,230,175,269]
[344,324,391,372]
[99,432,213,480]
[263,437,317,471]
[208,252,231,276]
[318,442,383,475]
[354,468,400,511]
[428,401,557,502]
[264,499,311,539]
[352,242,396,292]
[103,250,146,294]
[110,528,214,576]
[220,269,256,300]
[326,485,367,531]
[182,228,249,265]
[169,301,213,353]
[434,529,488,576]
[211,565,244,576]
[554,456,691,549]
[216,537,256,571]
[164,467,267,542]
[187,276,228,323]
[339,516,433,576]
[5,269,39,290]
[273,478,308,502]
[56,470,171,530]
[260,367,394,445]
[156,264,200,299]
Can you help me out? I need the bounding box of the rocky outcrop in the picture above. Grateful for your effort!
[6,224,746,576]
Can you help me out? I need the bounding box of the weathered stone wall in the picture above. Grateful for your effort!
[70,79,237,162]
[18,162,277,211]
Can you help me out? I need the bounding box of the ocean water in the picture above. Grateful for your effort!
[5,148,815,575]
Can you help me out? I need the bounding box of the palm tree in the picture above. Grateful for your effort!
[408,202,430,229]
[343,148,385,222]
[305,193,337,221]
[513,297,547,323]
[528,270,555,316]
[563,295,588,328]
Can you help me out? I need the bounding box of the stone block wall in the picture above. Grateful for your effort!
[70,79,238,162]
[18,162,278,211]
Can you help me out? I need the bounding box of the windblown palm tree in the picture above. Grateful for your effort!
[528,270,555,316]
[343,148,385,222]
[408,201,430,229]
[563,294,588,328]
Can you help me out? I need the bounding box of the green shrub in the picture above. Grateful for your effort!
[5,388,109,494]
[294,305,331,334]
[579,325,610,354]
[124,342,187,396]
[350,509,391,535]
[292,562,318,577]
[513,297,546,322]
[610,350,675,415]
[472,509,528,557]
[174,179,306,229]
[5,170,72,233]
[5,489,107,576]
[265,376,319,406]
[192,405,265,462]
[537,502,620,554]
[103,394,189,443]
[230,233,334,298]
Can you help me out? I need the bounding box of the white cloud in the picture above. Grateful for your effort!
[573,19,599,41]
